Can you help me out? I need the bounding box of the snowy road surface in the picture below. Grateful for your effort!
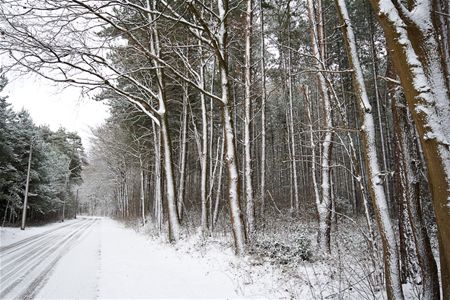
[0,218,98,299]
[0,218,246,299]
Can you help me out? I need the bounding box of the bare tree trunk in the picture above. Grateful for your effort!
[200,43,209,234]
[285,18,300,216]
[307,0,334,254]
[369,1,450,297]
[244,0,255,238]
[259,0,267,217]
[152,121,163,233]
[148,0,181,241]
[304,86,321,215]
[337,72,380,277]
[335,1,404,298]
[217,0,247,255]
[392,86,440,299]
[177,85,188,220]
[213,134,225,229]
[209,59,216,231]
[433,0,450,82]
[139,155,146,224]
[370,23,391,213]
[160,115,181,241]
[2,200,10,227]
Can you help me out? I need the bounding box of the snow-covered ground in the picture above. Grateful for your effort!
[0,217,291,299]
[0,218,81,247]
[1,217,424,299]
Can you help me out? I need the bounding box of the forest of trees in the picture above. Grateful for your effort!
[0,0,449,299]
[0,76,84,225]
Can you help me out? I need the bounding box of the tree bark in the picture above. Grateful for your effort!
[335,1,405,298]
[244,0,255,239]
[148,0,181,242]
[139,155,146,224]
[217,0,247,255]
[177,85,188,220]
[392,86,440,299]
[307,0,334,254]
[259,0,267,217]
[368,1,450,297]
[199,42,209,234]
[152,121,163,233]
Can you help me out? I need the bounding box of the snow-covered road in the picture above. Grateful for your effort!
[0,218,98,299]
[0,218,250,299]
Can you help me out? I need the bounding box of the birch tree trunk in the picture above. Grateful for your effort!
[306,0,334,254]
[368,1,450,297]
[244,0,255,238]
[304,86,321,215]
[217,0,247,255]
[335,1,404,298]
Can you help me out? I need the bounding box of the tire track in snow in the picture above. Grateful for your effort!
[0,218,97,299]
[1,219,92,281]
[0,219,96,298]
[0,220,91,271]
[0,219,84,254]
[19,220,98,300]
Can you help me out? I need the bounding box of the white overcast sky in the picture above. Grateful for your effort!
[3,74,109,150]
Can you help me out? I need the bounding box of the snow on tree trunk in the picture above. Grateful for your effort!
[148,0,181,242]
[304,86,321,214]
[177,85,188,219]
[286,46,299,216]
[217,0,247,255]
[213,135,225,228]
[152,121,163,233]
[335,1,404,298]
[369,1,450,297]
[306,0,334,254]
[200,52,209,234]
[244,0,255,239]
[392,86,440,299]
[160,114,181,242]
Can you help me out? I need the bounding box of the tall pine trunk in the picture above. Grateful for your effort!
[369,1,450,297]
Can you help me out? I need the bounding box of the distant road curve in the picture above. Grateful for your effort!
[0,218,98,300]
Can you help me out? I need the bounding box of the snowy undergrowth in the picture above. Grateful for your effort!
[252,215,387,299]
[122,213,426,299]
[130,219,293,299]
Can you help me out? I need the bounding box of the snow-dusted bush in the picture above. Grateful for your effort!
[251,234,313,265]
